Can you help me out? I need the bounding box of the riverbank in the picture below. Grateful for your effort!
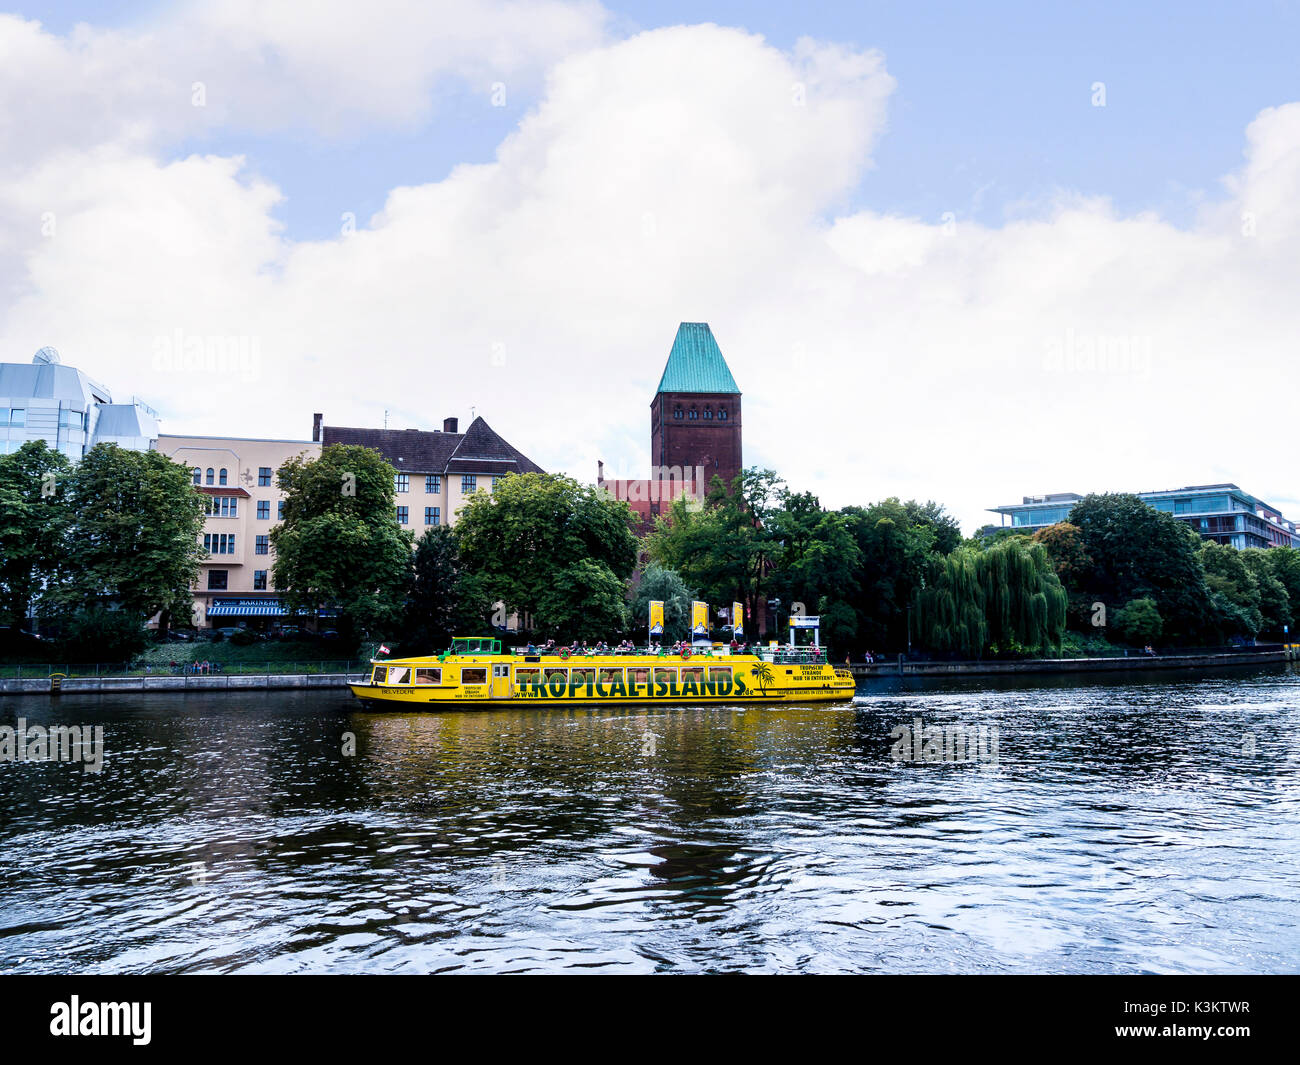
[0,671,365,694]
[850,647,1299,678]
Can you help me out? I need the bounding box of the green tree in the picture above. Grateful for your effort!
[271,444,414,647]
[631,562,695,642]
[0,441,70,628]
[1113,597,1163,645]
[1068,493,1214,640]
[914,549,987,657]
[1242,548,1293,635]
[1200,541,1262,638]
[646,467,784,634]
[1264,546,1300,617]
[50,444,205,637]
[455,472,637,638]
[768,490,860,648]
[398,526,490,654]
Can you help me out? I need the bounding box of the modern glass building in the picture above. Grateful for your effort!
[0,347,159,459]
[989,485,1300,549]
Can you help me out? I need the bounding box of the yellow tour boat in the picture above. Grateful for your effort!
[348,637,856,708]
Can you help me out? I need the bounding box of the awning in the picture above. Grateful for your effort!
[206,599,338,618]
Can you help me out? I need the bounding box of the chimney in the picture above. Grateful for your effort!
[443,417,458,433]
[312,412,322,442]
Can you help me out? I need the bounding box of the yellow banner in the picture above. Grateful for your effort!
[648,600,665,635]
[691,600,709,635]
[732,601,743,636]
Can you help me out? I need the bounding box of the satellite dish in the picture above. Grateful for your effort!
[33,346,61,365]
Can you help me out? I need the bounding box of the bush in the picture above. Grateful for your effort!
[229,629,260,646]
[55,607,150,662]
[1114,597,1163,645]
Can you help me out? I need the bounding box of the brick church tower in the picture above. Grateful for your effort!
[650,322,742,495]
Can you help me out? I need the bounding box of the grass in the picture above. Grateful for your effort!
[0,640,364,679]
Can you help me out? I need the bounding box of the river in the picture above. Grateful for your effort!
[2,664,1298,973]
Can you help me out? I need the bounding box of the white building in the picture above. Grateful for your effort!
[0,347,159,458]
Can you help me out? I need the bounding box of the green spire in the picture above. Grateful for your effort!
[655,323,740,394]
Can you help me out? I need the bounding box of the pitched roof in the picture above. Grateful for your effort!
[321,417,543,475]
[655,322,740,395]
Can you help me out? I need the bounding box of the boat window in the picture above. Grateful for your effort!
[708,666,732,682]
[628,667,650,686]
[461,667,488,684]
[653,667,676,685]
[544,667,569,684]
[515,667,540,686]
[414,668,441,685]
[387,667,410,685]
[371,666,387,684]
[493,664,510,678]
[571,667,595,688]
[598,667,623,684]
[681,666,704,682]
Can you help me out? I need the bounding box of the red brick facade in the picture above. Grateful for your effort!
[650,391,743,495]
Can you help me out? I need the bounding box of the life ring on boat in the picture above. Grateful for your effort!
[559,647,570,660]
[681,646,692,660]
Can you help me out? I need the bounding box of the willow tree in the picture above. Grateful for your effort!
[914,549,986,657]
[914,539,1066,657]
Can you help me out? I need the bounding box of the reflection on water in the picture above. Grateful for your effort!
[2,664,1298,973]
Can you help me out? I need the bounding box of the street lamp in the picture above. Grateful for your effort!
[767,597,782,644]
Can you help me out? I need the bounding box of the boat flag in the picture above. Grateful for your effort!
[648,601,665,636]
[377,644,391,656]
[732,602,743,637]
[691,600,709,636]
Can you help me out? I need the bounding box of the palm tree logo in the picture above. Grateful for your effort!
[751,661,774,694]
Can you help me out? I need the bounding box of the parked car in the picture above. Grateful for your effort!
[318,629,341,641]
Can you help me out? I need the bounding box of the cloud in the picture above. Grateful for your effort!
[3,9,1299,533]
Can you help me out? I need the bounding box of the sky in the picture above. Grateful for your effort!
[3,0,1299,533]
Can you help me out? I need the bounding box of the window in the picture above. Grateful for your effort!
[255,535,269,555]
[425,475,441,493]
[543,667,569,687]
[414,668,442,685]
[206,468,214,485]
[277,500,285,520]
[673,408,683,420]
[424,507,440,526]
[218,468,228,486]
[461,667,488,685]
[207,570,228,590]
[718,408,728,421]
[515,667,540,689]
[204,496,238,518]
[703,408,713,420]
[256,500,270,520]
[708,666,732,685]
[461,475,477,493]
[258,467,272,487]
[9,408,25,427]
[598,667,624,685]
[628,666,650,689]
[653,667,677,688]
[688,409,698,420]
[253,569,268,590]
[492,476,502,490]
[203,533,236,554]
[396,506,409,525]
[395,473,410,493]
[192,467,201,485]
[386,667,411,685]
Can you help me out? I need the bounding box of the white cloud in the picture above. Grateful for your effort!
[3,10,1300,533]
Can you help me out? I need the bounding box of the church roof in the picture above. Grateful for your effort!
[655,322,740,395]
[322,416,543,475]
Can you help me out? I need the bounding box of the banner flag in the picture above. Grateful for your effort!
[732,602,743,636]
[649,601,665,635]
[691,601,709,636]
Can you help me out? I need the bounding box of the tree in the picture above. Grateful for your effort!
[271,444,413,647]
[49,444,206,637]
[768,490,860,648]
[398,526,490,653]
[0,441,70,628]
[1113,597,1163,645]
[1264,546,1300,617]
[646,467,784,634]
[1068,493,1214,640]
[455,472,637,638]
[1242,548,1293,635]
[1200,541,1262,639]
[631,562,696,642]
